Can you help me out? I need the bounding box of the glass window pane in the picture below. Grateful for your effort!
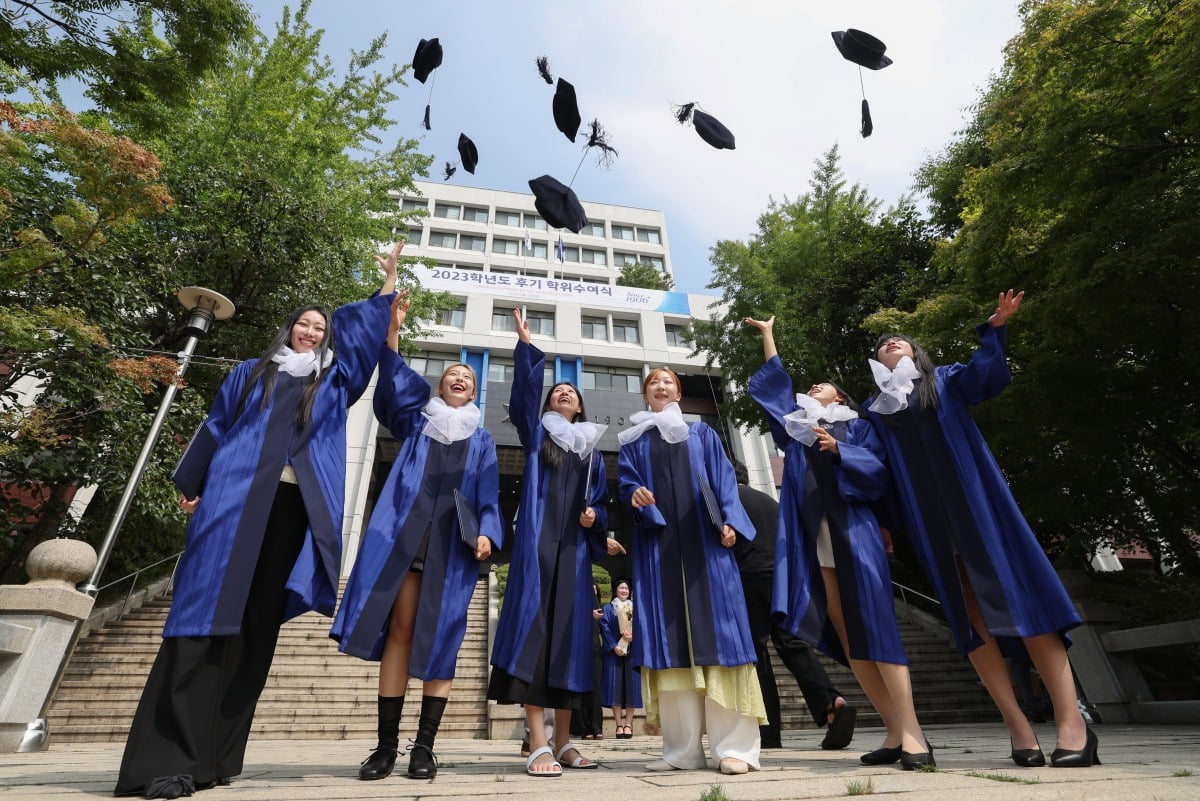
[401,198,427,212]
[612,225,634,240]
[429,231,456,248]
[464,206,488,223]
[531,242,548,258]
[460,235,485,252]
[434,203,461,219]
[492,238,519,255]
[492,310,516,331]
[525,214,547,230]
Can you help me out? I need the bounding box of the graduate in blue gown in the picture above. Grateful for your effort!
[115,244,402,798]
[487,309,612,776]
[599,577,642,738]
[745,316,929,769]
[331,289,502,782]
[617,366,765,776]
[865,289,1096,768]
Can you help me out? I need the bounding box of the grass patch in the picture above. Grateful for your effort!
[494,773,505,781]
[1173,769,1193,777]
[966,771,1040,785]
[699,784,731,801]
[846,777,875,795]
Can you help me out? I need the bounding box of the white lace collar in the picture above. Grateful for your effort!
[541,411,606,458]
[617,401,689,446]
[783,393,859,445]
[421,396,481,444]
[271,345,332,377]
[868,356,920,415]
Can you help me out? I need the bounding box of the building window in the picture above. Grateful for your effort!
[614,251,638,267]
[581,248,607,266]
[490,267,518,275]
[487,358,515,384]
[665,324,692,348]
[492,307,517,332]
[612,318,640,344]
[463,205,488,223]
[434,302,467,328]
[392,226,422,246]
[433,203,461,219]
[410,354,456,378]
[492,237,520,256]
[559,245,579,262]
[612,224,635,241]
[530,241,548,259]
[642,255,664,271]
[401,198,427,212]
[636,227,662,244]
[524,213,548,230]
[459,234,486,252]
[582,365,641,393]
[526,309,555,336]
[582,221,605,237]
[428,230,457,248]
[581,315,607,340]
[496,210,521,226]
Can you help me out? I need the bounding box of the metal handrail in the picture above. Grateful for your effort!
[96,551,184,617]
[892,580,942,624]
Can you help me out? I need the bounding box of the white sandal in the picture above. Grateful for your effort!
[556,741,598,769]
[525,745,562,777]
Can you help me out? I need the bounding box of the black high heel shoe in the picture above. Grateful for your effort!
[1011,736,1046,767]
[859,745,902,765]
[900,740,935,771]
[1050,727,1100,768]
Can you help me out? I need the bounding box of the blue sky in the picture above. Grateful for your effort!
[258,1,1022,293]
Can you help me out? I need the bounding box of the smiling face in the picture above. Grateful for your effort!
[290,309,327,353]
[642,367,682,413]
[807,382,845,405]
[614,581,631,600]
[876,336,915,371]
[438,363,477,408]
[544,382,584,421]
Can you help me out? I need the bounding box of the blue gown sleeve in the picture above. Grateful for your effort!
[331,292,394,406]
[172,359,255,498]
[943,322,1011,406]
[474,432,504,549]
[618,439,667,528]
[748,356,798,451]
[834,418,889,503]
[585,453,610,562]
[599,604,621,652]
[372,349,433,438]
[511,340,544,448]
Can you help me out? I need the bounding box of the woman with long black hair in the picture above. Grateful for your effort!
[864,290,1095,768]
[115,245,401,798]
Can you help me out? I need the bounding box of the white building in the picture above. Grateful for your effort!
[340,180,778,572]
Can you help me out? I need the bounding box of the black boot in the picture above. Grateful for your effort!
[359,695,404,780]
[407,696,446,779]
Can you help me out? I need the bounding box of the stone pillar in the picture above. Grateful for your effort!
[0,539,97,751]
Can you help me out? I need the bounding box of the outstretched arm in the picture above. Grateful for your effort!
[987,289,1024,328]
[375,240,404,296]
[744,315,778,362]
[385,290,411,353]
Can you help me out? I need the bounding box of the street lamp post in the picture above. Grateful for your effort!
[80,287,235,595]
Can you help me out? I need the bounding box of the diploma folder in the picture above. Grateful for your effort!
[452,488,479,550]
[697,472,724,538]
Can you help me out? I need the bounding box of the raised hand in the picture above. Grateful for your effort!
[386,290,411,352]
[512,308,532,344]
[988,289,1025,328]
[375,240,404,295]
[744,315,778,361]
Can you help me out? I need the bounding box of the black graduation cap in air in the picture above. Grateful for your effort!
[412,37,444,131]
[443,133,479,181]
[552,78,582,143]
[674,103,736,150]
[528,175,588,233]
[831,28,892,138]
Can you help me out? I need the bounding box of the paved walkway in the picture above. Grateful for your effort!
[4,724,1200,800]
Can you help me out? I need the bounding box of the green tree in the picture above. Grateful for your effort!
[1,2,435,583]
[617,260,674,291]
[910,0,1200,572]
[693,145,938,429]
[0,0,253,118]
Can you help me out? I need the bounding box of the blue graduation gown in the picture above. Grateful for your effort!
[164,293,394,637]
[599,603,643,708]
[865,324,1081,653]
[749,356,907,666]
[489,341,609,692]
[617,422,757,670]
[330,349,502,677]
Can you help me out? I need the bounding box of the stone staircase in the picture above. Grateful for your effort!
[48,582,996,744]
[47,578,491,744]
[775,610,999,730]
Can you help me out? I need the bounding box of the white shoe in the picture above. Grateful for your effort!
[719,758,749,775]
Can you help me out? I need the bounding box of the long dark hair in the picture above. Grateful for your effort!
[540,381,587,470]
[872,333,938,411]
[822,381,862,415]
[235,304,335,427]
